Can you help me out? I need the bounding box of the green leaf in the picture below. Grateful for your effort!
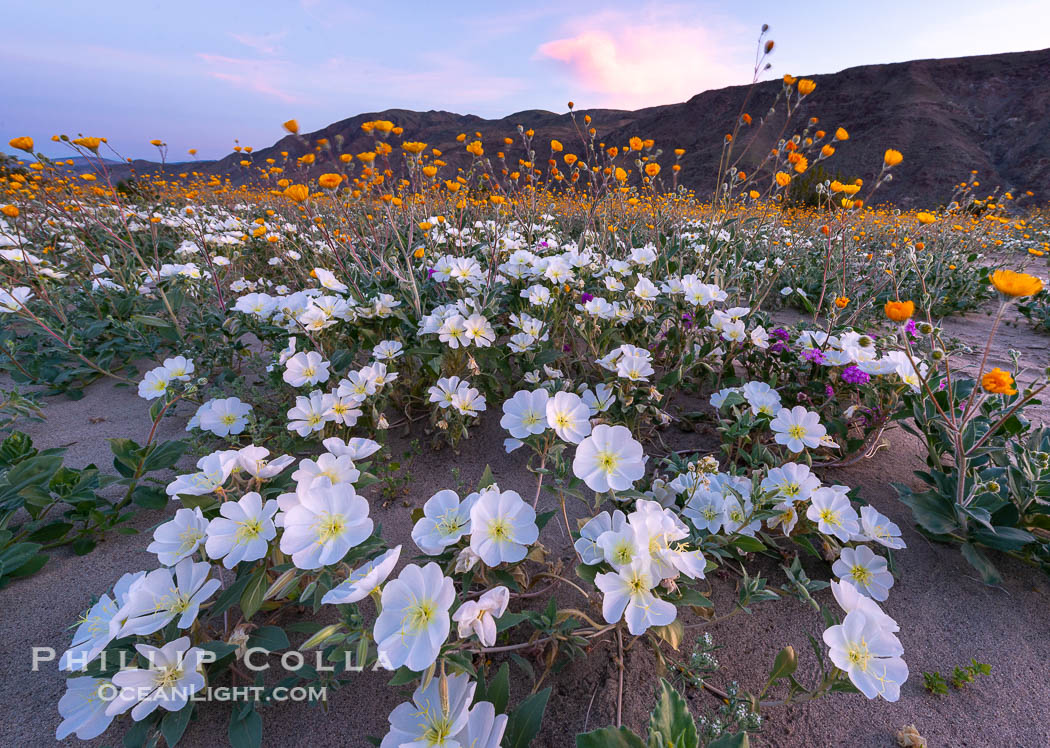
[766,646,798,685]
[708,733,750,748]
[248,625,290,653]
[730,535,766,553]
[647,678,697,748]
[486,662,510,715]
[576,727,647,748]
[161,702,194,747]
[960,543,1002,585]
[503,687,551,748]
[228,706,262,748]
[477,464,496,490]
[239,566,269,620]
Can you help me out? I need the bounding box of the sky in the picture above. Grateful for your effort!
[2,0,1048,160]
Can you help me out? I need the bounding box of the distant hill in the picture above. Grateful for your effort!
[108,47,1050,206]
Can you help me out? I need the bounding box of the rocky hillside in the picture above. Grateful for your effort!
[123,47,1050,206]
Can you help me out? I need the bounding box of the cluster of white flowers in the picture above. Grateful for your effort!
[428,376,487,418]
[135,356,195,400]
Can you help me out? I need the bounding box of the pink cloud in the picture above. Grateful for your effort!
[537,10,752,108]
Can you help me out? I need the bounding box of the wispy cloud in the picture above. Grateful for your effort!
[229,31,287,56]
[536,5,753,108]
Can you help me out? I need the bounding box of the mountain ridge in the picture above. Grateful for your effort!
[111,47,1050,205]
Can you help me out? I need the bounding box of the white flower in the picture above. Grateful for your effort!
[112,559,220,637]
[146,507,207,566]
[833,545,894,601]
[0,286,33,312]
[574,510,627,565]
[337,370,377,399]
[580,383,615,415]
[469,489,539,566]
[374,562,455,671]
[683,489,724,534]
[412,489,479,554]
[322,546,401,605]
[373,340,404,360]
[859,506,906,549]
[313,267,348,293]
[595,560,676,635]
[822,611,907,701]
[458,702,508,748]
[616,353,655,382]
[280,484,372,569]
[709,387,738,409]
[236,445,295,479]
[500,389,550,438]
[428,376,463,409]
[137,368,171,401]
[807,487,861,542]
[770,406,827,453]
[292,453,360,489]
[451,383,487,417]
[761,462,820,503]
[162,356,194,381]
[58,573,142,672]
[572,424,646,493]
[105,637,207,721]
[380,671,474,748]
[165,451,238,498]
[204,492,279,568]
[283,351,331,387]
[830,580,899,632]
[633,276,659,300]
[545,391,592,444]
[322,436,382,460]
[438,314,469,348]
[452,586,510,646]
[286,390,330,436]
[56,677,116,740]
[464,313,496,346]
[198,397,252,437]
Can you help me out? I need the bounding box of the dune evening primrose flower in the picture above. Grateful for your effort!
[283,351,331,388]
[322,436,382,460]
[859,506,906,549]
[379,671,474,748]
[572,424,646,493]
[322,545,401,605]
[161,356,194,381]
[112,559,220,637]
[198,397,252,437]
[822,611,907,701]
[164,451,238,498]
[458,701,509,748]
[372,340,404,360]
[412,489,479,555]
[451,383,487,417]
[469,489,539,566]
[452,585,510,646]
[137,368,171,400]
[595,560,677,635]
[204,492,279,568]
[59,571,144,672]
[291,453,360,489]
[761,462,821,503]
[146,507,207,566]
[105,637,207,721]
[280,483,373,569]
[374,562,455,671]
[807,486,861,542]
[235,445,295,479]
[770,406,827,453]
[286,390,329,436]
[500,389,550,438]
[56,677,116,740]
[830,580,900,632]
[545,391,592,443]
[574,509,628,564]
[833,545,894,601]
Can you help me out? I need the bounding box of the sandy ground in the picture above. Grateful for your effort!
[2,299,1049,748]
